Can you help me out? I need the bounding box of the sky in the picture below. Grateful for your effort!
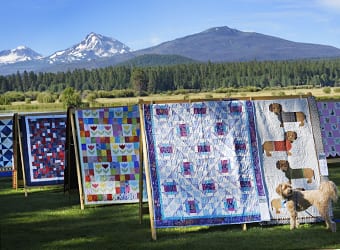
[1,0,340,56]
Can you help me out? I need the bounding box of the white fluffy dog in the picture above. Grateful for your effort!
[276,181,338,232]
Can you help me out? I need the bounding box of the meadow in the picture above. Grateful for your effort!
[0,165,339,250]
[1,86,339,114]
[1,87,340,249]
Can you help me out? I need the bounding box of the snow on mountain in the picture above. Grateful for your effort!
[0,46,42,64]
[47,32,132,63]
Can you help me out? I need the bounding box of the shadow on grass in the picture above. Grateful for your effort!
[1,168,340,250]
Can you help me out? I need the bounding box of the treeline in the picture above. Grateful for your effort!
[1,58,340,94]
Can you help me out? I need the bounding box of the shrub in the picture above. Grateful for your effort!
[333,87,340,93]
[37,92,56,103]
[60,87,82,108]
[3,91,25,102]
[0,95,10,105]
[322,87,332,94]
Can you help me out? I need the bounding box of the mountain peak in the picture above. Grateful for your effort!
[0,46,42,64]
[203,26,241,36]
[15,45,29,50]
[48,33,132,63]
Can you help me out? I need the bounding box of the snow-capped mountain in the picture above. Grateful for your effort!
[47,32,132,63]
[0,46,42,64]
[1,27,340,75]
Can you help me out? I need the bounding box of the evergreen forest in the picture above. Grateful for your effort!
[1,58,340,96]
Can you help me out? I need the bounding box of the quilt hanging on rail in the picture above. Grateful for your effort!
[0,116,13,177]
[75,106,144,205]
[21,114,66,186]
[317,101,340,157]
[143,100,270,228]
[254,98,323,224]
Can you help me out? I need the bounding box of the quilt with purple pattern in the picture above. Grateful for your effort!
[317,101,340,157]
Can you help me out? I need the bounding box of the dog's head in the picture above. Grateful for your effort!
[285,131,297,142]
[276,160,289,172]
[269,103,282,114]
[276,183,293,199]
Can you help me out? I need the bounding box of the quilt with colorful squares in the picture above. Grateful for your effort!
[0,117,13,177]
[75,106,143,205]
[22,114,66,186]
[143,100,270,228]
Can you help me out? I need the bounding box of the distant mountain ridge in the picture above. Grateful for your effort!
[1,26,340,75]
[134,26,340,62]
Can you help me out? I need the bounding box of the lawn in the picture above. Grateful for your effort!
[0,165,340,250]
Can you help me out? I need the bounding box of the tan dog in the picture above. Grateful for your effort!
[276,181,338,232]
[269,103,306,127]
[262,131,297,157]
[276,160,315,184]
[271,187,306,214]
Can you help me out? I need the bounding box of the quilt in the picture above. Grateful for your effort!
[75,106,144,205]
[21,114,66,186]
[254,98,321,224]
[0,117,13,177]
[143,100,270,228]
[317,101,340,157]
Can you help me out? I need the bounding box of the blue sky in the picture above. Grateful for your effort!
[1,0,340,56]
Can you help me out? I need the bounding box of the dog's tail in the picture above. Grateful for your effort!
[319,181,338,203]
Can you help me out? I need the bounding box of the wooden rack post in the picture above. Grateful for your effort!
[138,102,157,240]
[69,108,85,210]
[15,114,28,197]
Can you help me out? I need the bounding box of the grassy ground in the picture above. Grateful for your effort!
[0,165,340,250]
[94,87,340,105]
[1,87,340,114]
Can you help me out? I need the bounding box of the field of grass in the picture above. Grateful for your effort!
[93,87,340,106]
[1,165,340,250]
[1,87,340,114]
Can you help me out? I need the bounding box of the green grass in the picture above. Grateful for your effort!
[1,166,340,250]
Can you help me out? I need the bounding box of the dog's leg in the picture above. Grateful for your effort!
[320,207,337,232]
[289,211,298,230]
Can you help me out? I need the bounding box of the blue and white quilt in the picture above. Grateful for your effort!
[143,100,270,228]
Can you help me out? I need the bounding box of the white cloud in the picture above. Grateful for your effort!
[316,0,340,11]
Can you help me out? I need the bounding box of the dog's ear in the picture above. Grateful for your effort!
[269,103,273,112]
[276,161,281,169]
[276,103,282,111]
[276,184,282,195]
[293,131,297,139]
